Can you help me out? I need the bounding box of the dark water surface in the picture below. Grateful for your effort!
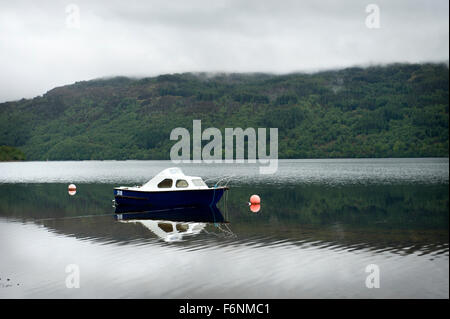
[0,159,448,298]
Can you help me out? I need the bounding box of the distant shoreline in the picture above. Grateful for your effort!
[2,156,449,163]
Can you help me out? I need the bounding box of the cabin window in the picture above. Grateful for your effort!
[192,179,206,187]
[158,222,173,233]
[176,179,189,188]
[158,179,173,188]
[176,224,189,232]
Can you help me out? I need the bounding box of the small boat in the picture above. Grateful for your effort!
[114,204,226,222]
[114,206,228,242]
[122,219,206,242]
[113,167,228,209]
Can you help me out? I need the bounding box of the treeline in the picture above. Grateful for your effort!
[0,63,448,160]
[0,145,26,161]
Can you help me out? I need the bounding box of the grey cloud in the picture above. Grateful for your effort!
[0,0,448,102]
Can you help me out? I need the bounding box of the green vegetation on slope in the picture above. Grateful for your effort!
[0,63,448,160]
[0,145,26,161]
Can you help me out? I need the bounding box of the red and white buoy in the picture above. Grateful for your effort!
[249,194,261,213]
[250,204,261,213]
[68,184,77,196]
[250,194,261,205]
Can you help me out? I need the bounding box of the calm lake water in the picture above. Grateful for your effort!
[0,159,448,298]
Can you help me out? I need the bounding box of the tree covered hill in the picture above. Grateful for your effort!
[0,63,448,160]
[0,145,26,161]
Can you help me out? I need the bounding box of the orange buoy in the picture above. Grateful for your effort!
[250,204,261,213]
[68,184,76,196]
[250,194,260,205]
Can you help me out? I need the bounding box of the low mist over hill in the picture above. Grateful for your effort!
[0,63,448,160]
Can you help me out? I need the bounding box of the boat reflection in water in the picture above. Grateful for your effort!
[114,205,228,242]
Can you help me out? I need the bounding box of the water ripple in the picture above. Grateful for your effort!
[1,158,448,185]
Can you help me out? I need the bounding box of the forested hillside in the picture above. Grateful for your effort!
[0,145,25,161]
[0,63,448,160]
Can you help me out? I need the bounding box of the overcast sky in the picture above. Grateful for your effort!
[0,0,448,102]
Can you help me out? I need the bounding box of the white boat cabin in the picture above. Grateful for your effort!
[119,219,205,242]
[116,167,209,192]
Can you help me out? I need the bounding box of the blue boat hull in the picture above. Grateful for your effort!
[114,205,226,223]
[114,187,227,209]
